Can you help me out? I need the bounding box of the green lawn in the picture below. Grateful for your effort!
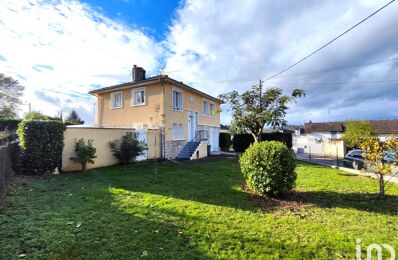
[1,158,398,259]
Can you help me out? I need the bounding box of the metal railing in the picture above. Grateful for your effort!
[186,130,209,157]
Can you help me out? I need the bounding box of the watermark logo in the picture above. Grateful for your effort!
[356,239,396,260]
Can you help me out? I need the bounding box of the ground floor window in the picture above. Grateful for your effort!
[172,123,184,140]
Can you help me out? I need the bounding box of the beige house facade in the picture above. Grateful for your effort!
[89,65,222,159]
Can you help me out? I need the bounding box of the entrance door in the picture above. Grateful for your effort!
[188,111,196,141]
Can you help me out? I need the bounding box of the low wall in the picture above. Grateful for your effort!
[62,127,161,171]
[0,145,14,211]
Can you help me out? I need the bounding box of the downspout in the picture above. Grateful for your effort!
[160,78,165,158]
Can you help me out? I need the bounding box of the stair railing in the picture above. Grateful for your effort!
[187,130,209,157]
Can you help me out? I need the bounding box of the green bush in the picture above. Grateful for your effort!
[0,118,22,132]
[17,120,65,175]
[240,141,296,197]
[70,138,97,171]
[233,132,292,152]
[110,132,147,164]
[219,132,232,151]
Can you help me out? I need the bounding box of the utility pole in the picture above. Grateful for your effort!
[328,108,331,123]
[259,79,263,110]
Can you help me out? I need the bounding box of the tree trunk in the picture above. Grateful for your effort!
[251,132,258,143]
[378,173,385,198]
[81,163,86,172]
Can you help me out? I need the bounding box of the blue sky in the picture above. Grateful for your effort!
[0,0,397,125]
[82,0,180,41]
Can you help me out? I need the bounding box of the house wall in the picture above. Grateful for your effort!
[62,127,161,171]
[97,83,164,128]
[162,83,221,141]
[293,134,345,158]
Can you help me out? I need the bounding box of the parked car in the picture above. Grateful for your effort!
[343,149,397,170]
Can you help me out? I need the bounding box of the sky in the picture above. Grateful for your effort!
[0,0,397,125]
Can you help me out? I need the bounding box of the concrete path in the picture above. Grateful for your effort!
[296,155,398,185]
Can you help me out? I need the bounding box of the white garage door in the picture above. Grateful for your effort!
[208,127,220,152]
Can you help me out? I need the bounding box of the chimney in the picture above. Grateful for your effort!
[132,65,146,82]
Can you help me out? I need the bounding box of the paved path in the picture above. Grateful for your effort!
[296,153,398,184]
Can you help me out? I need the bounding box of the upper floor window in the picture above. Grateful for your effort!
[132,87,145,106]
[209,103,215,115]
[172,88,183,111]
[110,91,123,109]
[203,100,215,116]
[202,100,209,115]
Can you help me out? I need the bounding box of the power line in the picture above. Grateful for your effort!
[267,79,398,85]
[262,0,396,82]
[189,57,398,84]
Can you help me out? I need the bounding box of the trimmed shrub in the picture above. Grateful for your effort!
[17,120,65,175]
[219,132,232,151]
[0,118,22,132]
[70,138,97,171]
[240,141,296,196]
[232,132,292,152]
[109,132,147,164]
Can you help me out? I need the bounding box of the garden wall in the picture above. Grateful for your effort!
[62,126,161,171]
[0,145,14,211]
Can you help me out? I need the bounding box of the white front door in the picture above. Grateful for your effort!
[188,111,197,141]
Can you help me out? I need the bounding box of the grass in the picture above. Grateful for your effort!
[1,158,398,259]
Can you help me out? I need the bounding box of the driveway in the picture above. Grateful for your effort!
[295,152,398,184]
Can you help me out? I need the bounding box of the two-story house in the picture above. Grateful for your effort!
[89,65,222,159]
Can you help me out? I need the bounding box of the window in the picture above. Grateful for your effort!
[110,91,122,109]
[172,89,183,111]
[132,87,145,106]
[172,123,184,140]
[202,100,215,116]
[209,103,215,115]
[202,100,209,115]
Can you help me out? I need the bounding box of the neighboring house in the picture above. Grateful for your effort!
[89,65,222,159]
[220,124,229,133]
[293,120,398,158]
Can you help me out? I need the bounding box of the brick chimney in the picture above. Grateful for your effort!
[132,65,146,82]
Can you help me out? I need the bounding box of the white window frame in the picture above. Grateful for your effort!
[203,99,216,116]
[131,87,146,106]
[209,103,215,116]
[110,91,123,109]
[172,87,183,111]
[172,123,184,140]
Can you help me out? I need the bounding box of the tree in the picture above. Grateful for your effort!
[70,138,97,171]
[219,84,305,142]
[0,73,24,118]
[343,120,376,149]
[360,137,398,198]
[25,111,49,120]
[65,110,84,125]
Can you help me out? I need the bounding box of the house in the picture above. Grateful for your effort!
[89,65,222,159]
[293,120,398,158]
[220,124,229,133]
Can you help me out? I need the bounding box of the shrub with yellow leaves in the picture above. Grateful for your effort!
[360,137,398,198]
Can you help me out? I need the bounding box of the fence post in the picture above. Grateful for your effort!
[336,146,339,166]
[309,146,311,161]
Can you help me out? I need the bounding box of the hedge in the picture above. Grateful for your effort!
[232,132,292,152]
[17,120,65,175]
[219,133,231,151]
[0,119,22,132]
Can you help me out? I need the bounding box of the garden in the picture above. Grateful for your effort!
[1,157,397,259]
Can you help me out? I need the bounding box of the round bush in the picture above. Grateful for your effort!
[239,141,296,196]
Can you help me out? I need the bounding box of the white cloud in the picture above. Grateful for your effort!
[164,0,398,125]
[1,0,398,126]
[0,0,162,122]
